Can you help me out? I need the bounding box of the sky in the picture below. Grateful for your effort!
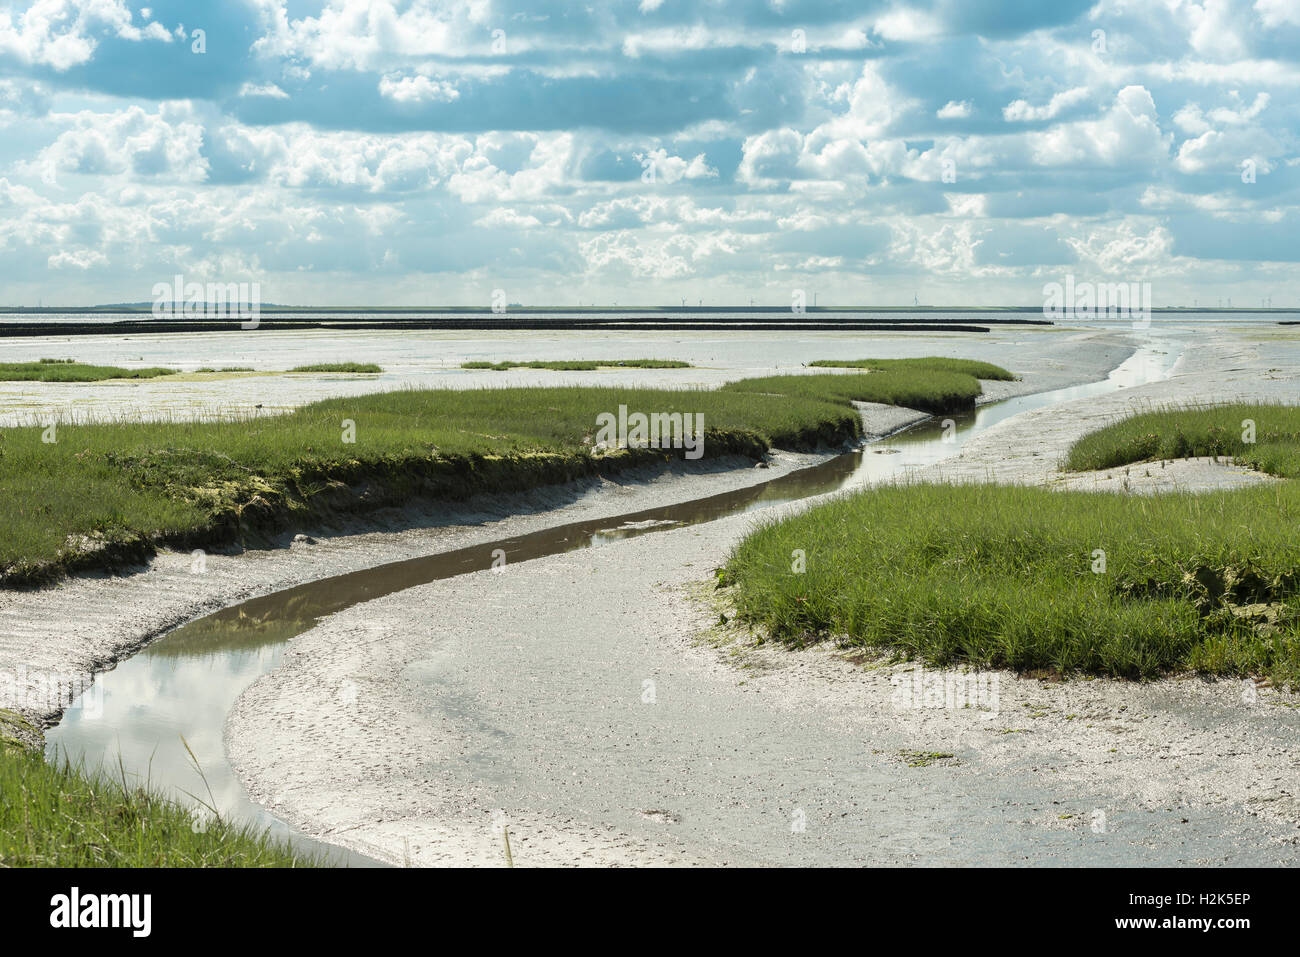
[0,0,1298,308]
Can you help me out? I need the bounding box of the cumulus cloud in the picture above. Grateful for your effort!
[0,76,51,118]
[238,83,290,100]
[215,125,471,193]
[0,0,1297,304]
[1255,0,1300,28]
[1002,87,1091,122]
[737,128,803,185]
[29,105,208,184]
[872,6,944,42]
[1067,222,1178,273]
[251,0,464,71]
[636,148,717,185]
[378,73,459,104]
[1028,86,1171,167]
[0,0,168,70]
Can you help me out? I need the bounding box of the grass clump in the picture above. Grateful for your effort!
[721,369,988,416]
[462,359,692,371]
[0,383,849,584]
[724,404,1300,685]
[0,361,176,382]
[1065,403,1300,479]
[0,361,993,586]
[0,738,317,866]
[722,478,1300,684]
[807,357,1016,381]
[288,363,382,373]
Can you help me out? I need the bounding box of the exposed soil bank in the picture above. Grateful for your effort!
[0,434,808,590]
[223,323,1300,866]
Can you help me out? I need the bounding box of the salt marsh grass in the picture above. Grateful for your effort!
[807,357,1017,381]
[288,363,383,373]
[1065,402,1300,478]
[461,359,692,370]
[724,403,1300,684]
[1,362,996,584]
[721,368,991,415]
[0,361,176,382]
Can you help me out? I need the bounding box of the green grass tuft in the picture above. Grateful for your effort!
[723,404,1300,685]
[0,739,318,867]
[461,359,692,371]
[721,369,988,416]
[0,361,176,382]
[807,357,1017,381]
[1064,403,1300,478]
[288,363,383,373]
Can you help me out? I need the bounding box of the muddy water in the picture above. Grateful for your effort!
[45,342,1179,865]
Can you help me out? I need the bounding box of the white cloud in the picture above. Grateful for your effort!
[1187,0,1248,59]
[1066,222,1177,273]
[1176,128,1280,175]
[29,105,208,184]
[208,122,477,194]
[251,0,468,71]
[0,0,168,70]
[737,128,803,185]
[378,73,459,104]
[872,6,943,42]
[636,148,717,185]
[238,82,290,99]
[1255,0,1300,27]
[889,220,984,276]
[1174,91,1270,134]
[476,207,541,229]
[580,228,753,280]
[1003,87,1091,122]
[1171,92,1278,174]
[936,100,971,120]
[1029,86,1170,167]
[0,177,42,206]
[448,133,575,204]
[48,247,109,269]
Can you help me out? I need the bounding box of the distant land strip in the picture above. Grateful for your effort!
[0,317,1005,336]
[3,305,1299,315]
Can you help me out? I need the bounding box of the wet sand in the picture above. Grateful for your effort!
[219,322,1300,866]
[1,323,1116,425]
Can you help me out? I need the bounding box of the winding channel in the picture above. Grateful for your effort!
[46,339,1179,866]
